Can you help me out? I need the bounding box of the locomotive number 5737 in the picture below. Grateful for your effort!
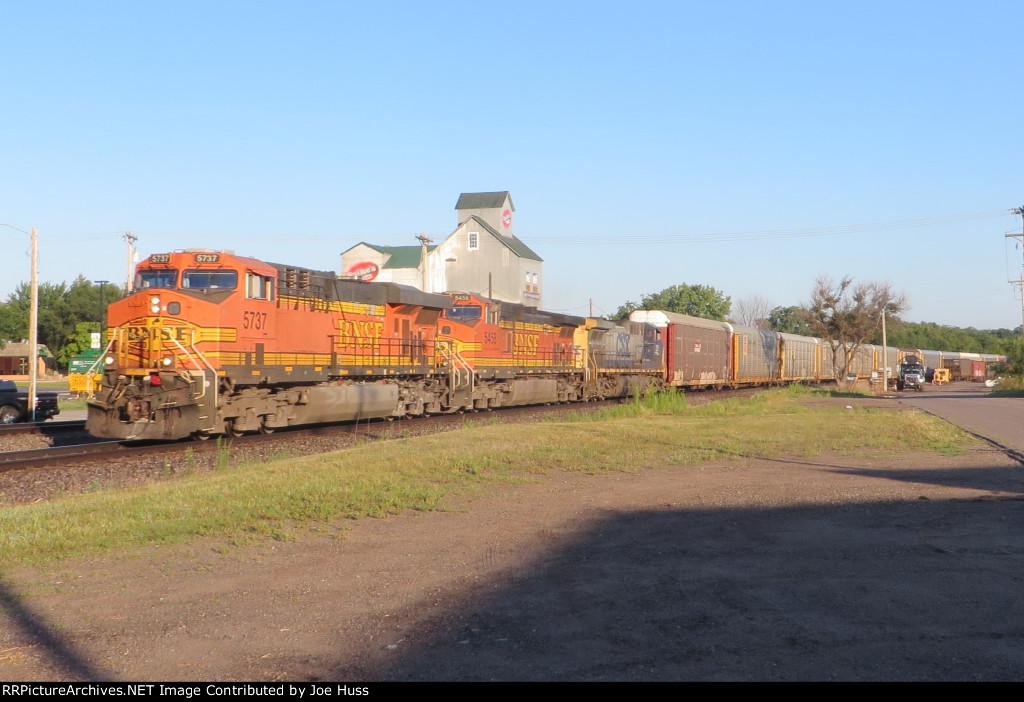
[243,311,268,330]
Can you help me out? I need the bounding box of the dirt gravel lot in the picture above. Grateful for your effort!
[2,394,1024,682]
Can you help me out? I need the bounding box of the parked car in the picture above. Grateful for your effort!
[0,379,61,423]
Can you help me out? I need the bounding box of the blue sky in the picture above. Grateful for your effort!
[2,1,1022,329]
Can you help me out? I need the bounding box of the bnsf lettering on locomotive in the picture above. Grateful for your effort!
[243,311,268,330]
[514,333,539,352]
[161,327,193,342]
[193,253,220,263]
[337,319,385,348]
[126,327,150,341]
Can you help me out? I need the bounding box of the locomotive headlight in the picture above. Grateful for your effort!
[150,295,161,314]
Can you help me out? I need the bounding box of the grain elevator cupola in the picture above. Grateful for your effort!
[455,191,515,239]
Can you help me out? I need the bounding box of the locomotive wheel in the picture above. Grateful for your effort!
[226,419,245,438]
[258,418,275,434]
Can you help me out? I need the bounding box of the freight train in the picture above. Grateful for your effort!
[85,249,1004,441]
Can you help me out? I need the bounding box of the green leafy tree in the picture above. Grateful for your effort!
[614,283,731,321]
[765,305,815,335]
[1001,334,1024,376]
[59,321,103,367]
[37,281,72,354]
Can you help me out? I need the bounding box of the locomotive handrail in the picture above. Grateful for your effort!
[76,336,119,402]
[585,349,599,382]
[87,339,115,376]
[437,341,474,392]
[161,330,220,432]
[455,349,473,392]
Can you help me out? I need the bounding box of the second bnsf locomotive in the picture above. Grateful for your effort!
[86,249,664,440]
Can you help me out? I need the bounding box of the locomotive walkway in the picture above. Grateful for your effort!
[892,382,1024,462]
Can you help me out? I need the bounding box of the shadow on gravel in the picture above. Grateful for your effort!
[835,465,1024,496]
[361,467,1024,682]
[0,577,110,681]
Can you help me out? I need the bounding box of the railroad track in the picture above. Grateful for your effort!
[0,440,129,472]
[0,419,87,437]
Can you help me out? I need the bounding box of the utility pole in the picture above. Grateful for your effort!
[881,308,888,393]
[1,222,39,421]
[29,226,38,422]
[94,280,109,334]
[124,230,137,292]
[1009,207,1024,375]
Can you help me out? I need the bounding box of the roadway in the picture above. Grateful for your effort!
[892,381,1024,459]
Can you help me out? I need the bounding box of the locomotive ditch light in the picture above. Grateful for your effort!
[104,356,115,366]
[161,356,174,367]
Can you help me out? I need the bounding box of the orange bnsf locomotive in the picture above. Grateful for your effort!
[86,250,664,440]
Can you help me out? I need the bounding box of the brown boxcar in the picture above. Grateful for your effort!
[629,310,731,388]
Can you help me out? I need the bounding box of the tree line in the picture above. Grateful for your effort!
[0,277,124,369]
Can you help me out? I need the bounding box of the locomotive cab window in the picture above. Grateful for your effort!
[246,273,275,301]
[182,270,238,290]
[447,305,482,321]
[137,269,178,289]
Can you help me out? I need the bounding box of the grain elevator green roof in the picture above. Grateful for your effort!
[455,191,514,210]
